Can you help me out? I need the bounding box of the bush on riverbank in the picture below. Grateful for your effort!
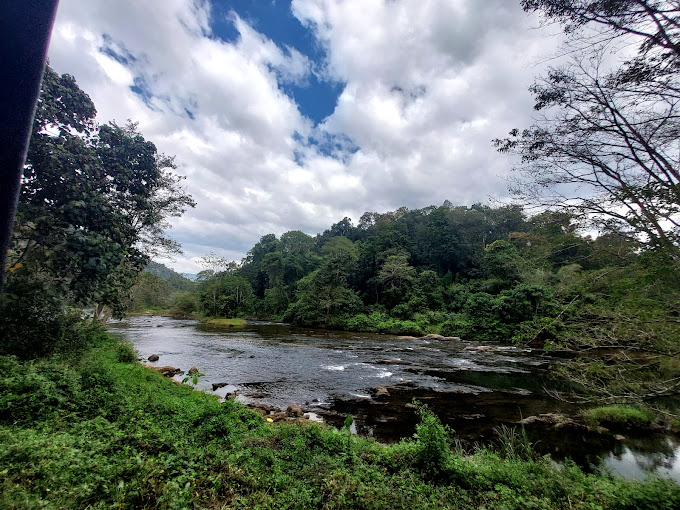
[582,405,653,430]
[1,334,679,509]
[337,312,425,336]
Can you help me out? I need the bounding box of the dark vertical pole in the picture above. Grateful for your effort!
[0,0,60,293]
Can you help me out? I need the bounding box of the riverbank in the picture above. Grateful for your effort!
[112,314,680,476]
[1,334,679,508]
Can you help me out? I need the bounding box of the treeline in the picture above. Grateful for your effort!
[127,262,195,313]
[141,202,641,342]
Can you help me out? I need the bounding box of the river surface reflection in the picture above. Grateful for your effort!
[109,315,679,483]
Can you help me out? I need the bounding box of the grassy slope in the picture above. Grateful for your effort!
[1,336,679,509]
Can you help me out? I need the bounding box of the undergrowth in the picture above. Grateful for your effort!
[0,335,678,509]
[582,405,653,430]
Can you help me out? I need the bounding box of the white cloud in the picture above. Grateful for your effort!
[48,0,563,273]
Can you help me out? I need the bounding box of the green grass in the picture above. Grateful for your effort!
[202,317,248,327]
[1,335,678,509]
[582,405,653,429]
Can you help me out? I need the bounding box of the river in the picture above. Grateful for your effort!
[109,315,680,483]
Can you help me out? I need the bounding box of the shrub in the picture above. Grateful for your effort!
[116,342,138,363]
[342,313,375,332]
[0,274,105,358]
[408,402,455,480]
[169,292,199,318]
[376,318,422,336]
[440,314,475,338]
[582,405,652,429]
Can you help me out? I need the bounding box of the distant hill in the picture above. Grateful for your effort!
[182,273,199,281]
[145,262,195,291]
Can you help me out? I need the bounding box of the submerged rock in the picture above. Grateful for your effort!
[461,414,485,420]
[374,358,408,365]
[396,380,417,387]
[244,392,268,399]
[212,382,228,391]
[464,345,495,352]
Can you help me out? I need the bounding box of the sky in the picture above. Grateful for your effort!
[47,0,564,273]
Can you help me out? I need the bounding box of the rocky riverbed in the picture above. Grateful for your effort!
[110,315,680,482]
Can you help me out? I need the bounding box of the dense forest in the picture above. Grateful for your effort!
[131,201,679,406]
[153,203,631,339]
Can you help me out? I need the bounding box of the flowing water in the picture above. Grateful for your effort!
[109,315,680,483]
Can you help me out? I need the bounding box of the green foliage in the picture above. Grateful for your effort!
[144,261,194,291]
[168,291,199,318]
[334,312,424,336]
[378,254,415,289]
[492,424,535,462]
[410,402,455,479]
[439,315,475,338]
[2,66,194,354]
[126,263,195,314]
[285,265,363,326]
[115,342,137,363]
[182,371,205,386]
[582,406,652,429]
[198,275,254,318]
[126,272,176,312]
[0,273,106,358]
[482,240,522,283]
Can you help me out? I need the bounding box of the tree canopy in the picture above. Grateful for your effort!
[495,0,680,256]
[1,66,194,355]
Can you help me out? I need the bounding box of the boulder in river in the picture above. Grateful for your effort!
[520,413,589,433]
[374,387,390,399]
[145,365,184,377]
[212,382,228,391]
[188,366,199,374]
[287,404,304,417]
[247,403,278,413]
[268,412,287,422]
[147,354,159,362]
[420,334,461,341]
[464,345,495,352]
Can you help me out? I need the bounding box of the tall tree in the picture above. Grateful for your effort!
[4,66,194,320]
[496,0,680,256]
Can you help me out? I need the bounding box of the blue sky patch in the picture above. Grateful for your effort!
[99,33,137,66]
[129,76,155,108]
[210,0,344,126]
